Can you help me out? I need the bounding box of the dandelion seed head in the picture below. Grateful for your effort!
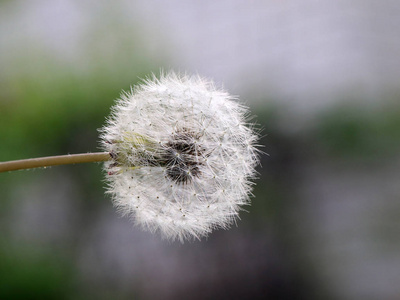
[101,71,259,242]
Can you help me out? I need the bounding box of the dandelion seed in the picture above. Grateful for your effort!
[100,71,259,242]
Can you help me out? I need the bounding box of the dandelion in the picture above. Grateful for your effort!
[0,71,259,242]
[101,72,259,241]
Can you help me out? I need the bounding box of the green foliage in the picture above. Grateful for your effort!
[0,246,73,299]
[0,60,153,160]
[315,102,400,160]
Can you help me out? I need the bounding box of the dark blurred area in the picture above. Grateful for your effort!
[1,1,400,299]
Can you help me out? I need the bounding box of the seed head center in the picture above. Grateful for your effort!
[162,129,205,184]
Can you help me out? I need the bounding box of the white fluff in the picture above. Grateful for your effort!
[101,71,259,241]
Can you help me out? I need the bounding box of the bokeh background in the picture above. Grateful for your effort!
[1,1,400,299]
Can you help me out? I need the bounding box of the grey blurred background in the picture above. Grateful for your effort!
[1,0,400,299]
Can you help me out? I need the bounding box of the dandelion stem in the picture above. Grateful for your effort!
[0,152,111,173]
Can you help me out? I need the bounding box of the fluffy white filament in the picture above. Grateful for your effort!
[101,71,259,241]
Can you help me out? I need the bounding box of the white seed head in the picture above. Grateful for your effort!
[100,71,259,242]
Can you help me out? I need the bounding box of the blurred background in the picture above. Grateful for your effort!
[1,0,400,299]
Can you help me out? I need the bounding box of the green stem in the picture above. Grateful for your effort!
[0,152,111,173]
